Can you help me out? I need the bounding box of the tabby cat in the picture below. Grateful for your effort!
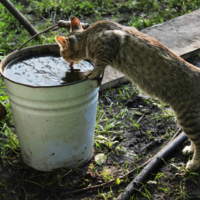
[55,16,200,171]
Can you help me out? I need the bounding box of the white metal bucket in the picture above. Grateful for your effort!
[0,45,99,171]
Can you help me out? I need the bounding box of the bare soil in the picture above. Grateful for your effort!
[1,1,200,199]
[1,56,200,200]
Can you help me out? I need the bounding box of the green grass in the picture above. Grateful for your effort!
[128,0,200,29]
[0,0,199,199]
[0,0,200,57]
[0,0,58,57]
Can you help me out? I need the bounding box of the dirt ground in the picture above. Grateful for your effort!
[1,1,200,199]
[1,56,200,200]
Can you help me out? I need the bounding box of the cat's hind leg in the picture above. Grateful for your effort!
[182,140,195,155]
[177,106,200,171]
[183,132,200,171]
[185,144,200,171]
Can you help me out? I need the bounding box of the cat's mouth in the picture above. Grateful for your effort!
[72,61,80,64]
[62,58,78,65]
[68,60,80,65]
[64,57,80,65]
[70,62,74,69]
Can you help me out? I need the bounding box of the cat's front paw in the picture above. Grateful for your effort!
[84,70,92,79]
[84,70,99,80]
[183,145,194,155]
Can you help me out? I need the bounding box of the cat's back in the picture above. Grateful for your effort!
[86,20,138,53]
[86,20,200,103]
[89,20,123,31]
[87,20,137,36]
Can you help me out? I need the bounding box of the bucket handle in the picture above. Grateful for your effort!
[17,20,90,50]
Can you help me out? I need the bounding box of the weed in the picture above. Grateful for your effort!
[101,167,113,182]
[186,170,199,184]
[170,158,175,162]
[158,186,168,192]
[95,135,119,150]
[124,161,129,174]
[152,113,161,122]
[168,126,175,138]
[146,129,153,140]
[154,172,167,184]
[135,183,152,199]
[0,1,200,199]
[89,163,97,174]
[116,178,121,185]
[1,0,199,57]
[98,187,115,199]
[0,122,19,160]
[128,0,200,30]
[174,182,191,200]
[161,110,175,121]
[118,88,127,99]
[132,119,140,129]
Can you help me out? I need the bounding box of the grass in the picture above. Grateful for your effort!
[0,0,200,199]
[0,0,200,57]
[0,0,57,58]
[0,79,178,199]
[101,167,114,182]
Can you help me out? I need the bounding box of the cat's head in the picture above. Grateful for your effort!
[55,17,83,64]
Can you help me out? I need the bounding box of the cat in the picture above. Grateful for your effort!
[55,16,200,171]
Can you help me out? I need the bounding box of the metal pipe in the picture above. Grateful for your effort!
[116,132,187,200]
[0,0,38,37]
[58,20,90,29]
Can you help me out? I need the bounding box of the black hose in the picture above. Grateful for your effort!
[0,0,39,37]
[116,132,187,200]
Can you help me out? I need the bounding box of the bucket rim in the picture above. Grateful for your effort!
[0,44,94,88]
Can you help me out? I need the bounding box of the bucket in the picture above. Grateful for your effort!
[0,44,100,171]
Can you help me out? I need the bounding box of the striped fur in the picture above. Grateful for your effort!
[55,17,200,171]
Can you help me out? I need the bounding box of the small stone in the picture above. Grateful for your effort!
[97,180,103,184]
[147,180,157,185]
[95,153,107,165]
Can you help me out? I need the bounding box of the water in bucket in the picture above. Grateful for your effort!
[4,52,94,86]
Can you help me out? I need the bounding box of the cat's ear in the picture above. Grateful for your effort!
[70,16,83,32]
[55,36,69,50]
[55,35,79,52]
[68,35,79,51]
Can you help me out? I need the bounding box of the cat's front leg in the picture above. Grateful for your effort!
[84,70,94,79]
[85,64,105,80]
[186,150,200,171]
